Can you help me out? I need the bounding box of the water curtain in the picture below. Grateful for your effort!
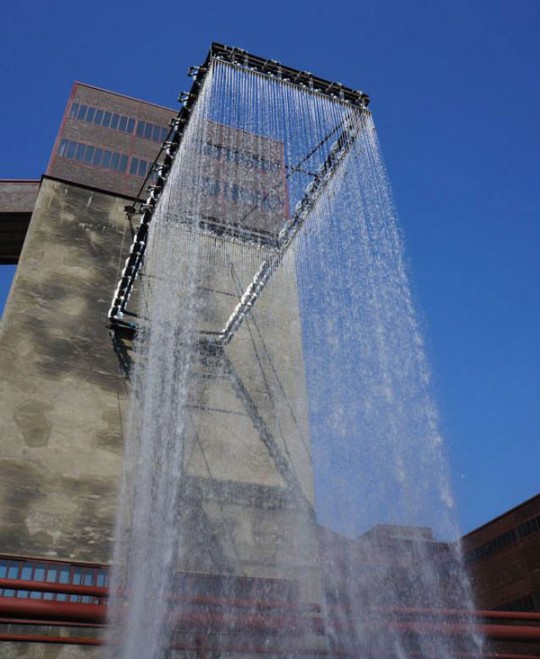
[107,47,482,657]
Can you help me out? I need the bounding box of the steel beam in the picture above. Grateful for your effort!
[210,43,369,108]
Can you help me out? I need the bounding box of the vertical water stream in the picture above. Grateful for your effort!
[108,59,482,657]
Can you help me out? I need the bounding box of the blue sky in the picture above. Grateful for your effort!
[1,0,538,534]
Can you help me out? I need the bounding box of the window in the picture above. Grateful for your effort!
[46,568,57,583]
[129,156,156,179]
[21,566,32,580]
[93,148,103,166]
[75,143,85,161]
[136,120,169,143]
[58,139,69,157]
[84,145,94,164]
[76,104,88,120]
[59,569,70,584]
[82,570,94,586]
[465,528,518,563]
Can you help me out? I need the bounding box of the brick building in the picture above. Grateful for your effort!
[46,82,175,199]
[464,493,540,612]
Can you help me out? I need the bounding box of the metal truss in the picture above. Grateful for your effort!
[108,43,370,341]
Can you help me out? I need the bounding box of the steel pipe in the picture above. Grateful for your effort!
[0,598,105,624]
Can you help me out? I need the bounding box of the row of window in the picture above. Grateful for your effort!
[465,529,517,563]
[465,513,540,564]
[0,558,107,604]
[58,139,128,173]
[517,513,540,539]
[57,139,156,180]
[200,140,283,172]
[69,102,169,143]
[70,102,135,135]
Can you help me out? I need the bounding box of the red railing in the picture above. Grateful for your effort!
[0,554,539,656]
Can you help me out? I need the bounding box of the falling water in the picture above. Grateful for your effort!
[108,57,483,657]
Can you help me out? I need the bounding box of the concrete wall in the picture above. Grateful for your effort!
[0,180,40,213]
[0,177,128,562]
[0,643,100,658]
[0,171,316,581]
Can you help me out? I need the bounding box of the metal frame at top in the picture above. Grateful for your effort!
[107,43,370,343]
[209,43,370,108]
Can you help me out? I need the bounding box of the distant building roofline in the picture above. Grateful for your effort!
[0,179,40,184]
[72,81,177,113]
[42,174,137,202]
[462,492,540,539]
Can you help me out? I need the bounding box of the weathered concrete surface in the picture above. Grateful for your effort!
[0,177,128,562]
[0,643,100,658]
[0,180,40,213]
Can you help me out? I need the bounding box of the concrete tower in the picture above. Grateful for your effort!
[0,84,175,562]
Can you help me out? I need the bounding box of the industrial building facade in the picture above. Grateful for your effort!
[0,75,539,655]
